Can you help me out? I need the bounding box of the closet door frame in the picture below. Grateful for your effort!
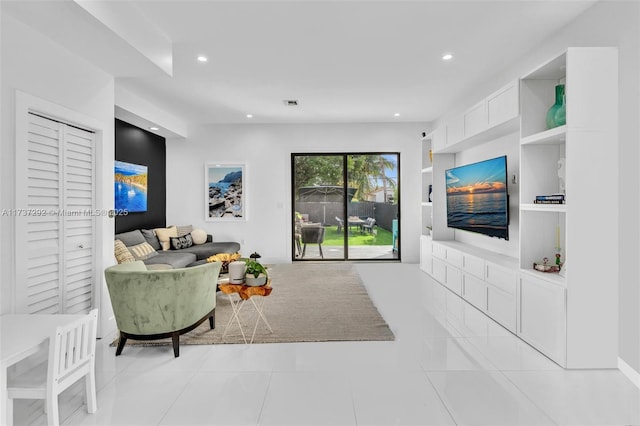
[13,91,106,321]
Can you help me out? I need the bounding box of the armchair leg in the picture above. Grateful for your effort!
[171,332,180,357]
[115,333,127,356]
[209,310,216,329]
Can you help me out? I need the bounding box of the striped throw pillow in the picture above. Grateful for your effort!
[114,239,135,264]
[128,242,158,261]
[176,224,193,237]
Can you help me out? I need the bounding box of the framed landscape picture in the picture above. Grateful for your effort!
[205,164,245,221]
[114,161,148,212]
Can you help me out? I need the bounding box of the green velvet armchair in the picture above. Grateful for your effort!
[104,260,222,357]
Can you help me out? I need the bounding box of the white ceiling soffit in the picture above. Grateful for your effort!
[73,0,173,76]
[115,86,188,139]
[1,0,170,79]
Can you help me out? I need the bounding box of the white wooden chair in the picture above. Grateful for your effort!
[7,309,99,426]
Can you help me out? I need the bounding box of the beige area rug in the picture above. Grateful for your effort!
[112,263,394,347]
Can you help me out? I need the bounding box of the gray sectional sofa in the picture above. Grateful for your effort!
[115,228,241,269]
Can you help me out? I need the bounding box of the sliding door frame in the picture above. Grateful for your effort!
[291,152,401,262]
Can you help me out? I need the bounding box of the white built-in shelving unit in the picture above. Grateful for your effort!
[419,47,618,369]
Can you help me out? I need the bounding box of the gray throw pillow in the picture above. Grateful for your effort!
[115,230,145,247]
[141,229,162,251]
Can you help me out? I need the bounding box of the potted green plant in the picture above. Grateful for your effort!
[244,259,268,286]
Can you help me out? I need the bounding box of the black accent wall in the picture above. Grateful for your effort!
[114,119,166,233]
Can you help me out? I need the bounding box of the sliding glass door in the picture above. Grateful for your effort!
[292,153,400,261]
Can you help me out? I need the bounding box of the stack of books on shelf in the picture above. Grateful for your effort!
[534,194,565,204]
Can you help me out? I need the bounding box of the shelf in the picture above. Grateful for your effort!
[519,268,566,288]
[520,203,567,212]
[521,125,566,145]
[421,166,433,174]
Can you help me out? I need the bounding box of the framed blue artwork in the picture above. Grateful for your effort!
[114,161,148,213]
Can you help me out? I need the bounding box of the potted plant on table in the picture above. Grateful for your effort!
[244,259,268,287]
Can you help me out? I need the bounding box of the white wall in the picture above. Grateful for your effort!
[434,1,640,373]
[166,122,425,264]
[0,13,116,336]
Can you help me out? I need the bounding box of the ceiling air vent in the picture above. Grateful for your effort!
[283,100,299,106]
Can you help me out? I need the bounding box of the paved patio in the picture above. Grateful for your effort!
[296,244,398,260]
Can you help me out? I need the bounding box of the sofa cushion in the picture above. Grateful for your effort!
[143,251,196,269]
[178,242,241,261]
[141,229,162,251]
[114,239,135,264]
[115,230,146,247]
[128,242,158,261]
[170,234,193,250]
[155,226,178,251]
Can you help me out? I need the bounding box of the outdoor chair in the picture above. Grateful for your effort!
[7,309,99,426]
[301,226,325,259]
[362,218,377,233]
[335,216,344,233]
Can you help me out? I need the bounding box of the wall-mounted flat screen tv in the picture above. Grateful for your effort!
[446,155,509,240]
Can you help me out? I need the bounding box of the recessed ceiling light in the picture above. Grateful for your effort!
[197,55,208,62]
[283,100,299,106]
[394,113,401,117]
[149,126,159,131]
[246,114,253,118]
[442,53,454,61]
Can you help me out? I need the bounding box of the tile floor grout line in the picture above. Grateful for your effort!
[421,370,459,426]
[255,370,274,426]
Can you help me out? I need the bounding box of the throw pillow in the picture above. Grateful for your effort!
[170,234,193,250]
[114,229,146,247]
[190,228,207,245]
[176,224,193,237]
[128,242,158,261]
[155,226,178,251]
[114,239,135,264]
[141,229,162,251]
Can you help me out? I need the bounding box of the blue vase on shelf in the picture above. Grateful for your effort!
[546,84,566,129]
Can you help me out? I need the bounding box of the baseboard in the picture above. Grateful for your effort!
[618,357,640,389]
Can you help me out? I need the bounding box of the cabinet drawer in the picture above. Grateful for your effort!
[432,243,447,260]
[432,257,446,284]
[485,262,517,295]
[518,276,567,366]
[463,273,487,310]
[464,100,488,138]
[445,265,462,295]
[487,284,516,332]
[446,248,463,268]
[463,254,485,279]
[487,81,519,127]
[446,115,464,146]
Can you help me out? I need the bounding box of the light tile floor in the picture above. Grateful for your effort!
[21,263,640,425]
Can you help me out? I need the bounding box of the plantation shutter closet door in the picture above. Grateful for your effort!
[14,112,96,314]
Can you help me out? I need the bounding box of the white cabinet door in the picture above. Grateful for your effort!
[464,100,488,138]
[446,115,464,147]
[420,236,432,275]
[431,126,447,152]
[445,265,462,295]
[432,242,447,260]
[432,257,447,284]
[485,262,517,295]
[487,284,516,332]
[446,247,463,269]
[487,81,519,127]
[462,273,486,310]
[518,275,567,366]
[463,253,485,279]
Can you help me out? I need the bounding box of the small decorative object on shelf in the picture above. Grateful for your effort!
[428,184,433,202]
[546,84,567,129]
[533,257,561,273]
[429,149,433,164]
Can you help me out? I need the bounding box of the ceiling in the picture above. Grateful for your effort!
[3,0,598,128]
